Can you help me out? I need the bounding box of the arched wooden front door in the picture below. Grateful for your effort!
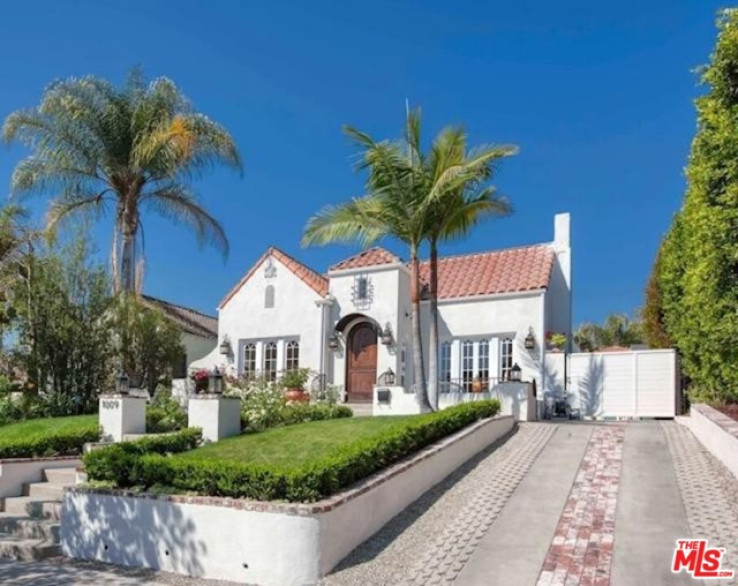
[346,322,377,403]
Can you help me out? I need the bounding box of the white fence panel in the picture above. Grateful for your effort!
[547,349,679,419]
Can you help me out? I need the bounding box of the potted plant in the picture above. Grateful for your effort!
[546,331,567,352]
[190,369,210,393]
[282,368,310,403]
[471,375,486,393]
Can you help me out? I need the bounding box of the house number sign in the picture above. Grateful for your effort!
[101,400,119,410]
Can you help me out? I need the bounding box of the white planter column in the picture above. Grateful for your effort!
[188,395,241,443]
[99,394,146,442]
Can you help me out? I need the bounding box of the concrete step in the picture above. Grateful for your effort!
[0,532,60,561]
[346,403,373,417]
[2,498,61,520]
[23,482,64,501]
[0,514,59,541]
[42,467,77,486]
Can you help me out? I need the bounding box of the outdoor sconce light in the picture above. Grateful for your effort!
[524,328,536,350]
[510,363,522,382]
[327,334,339,351]
[219,337,231,355]
[116,372,130,396]
[377,368,395,386]
[380,323,393,346]
[209,367,224,394]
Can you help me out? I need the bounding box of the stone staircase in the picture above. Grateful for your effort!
[346,402,373,417]
[0,467,75,561]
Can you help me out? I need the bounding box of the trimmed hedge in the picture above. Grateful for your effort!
[89,400,500,502]
[0,415,100,459]
[82,427,202,486]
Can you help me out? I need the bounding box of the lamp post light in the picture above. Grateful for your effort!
[510,363,522,382]
[380,323,393,346]
[209,367,224,395]
[116,372,130,396]
[219,337,231,355]
[524,328,536,350]
[327,335,339,351]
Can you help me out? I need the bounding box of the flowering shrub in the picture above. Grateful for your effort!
[545,331,567,350]
[189,369,210,393]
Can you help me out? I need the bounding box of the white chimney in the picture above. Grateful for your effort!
[553,212,570,251]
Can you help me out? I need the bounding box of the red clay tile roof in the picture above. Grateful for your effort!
[219,247,329,309]
[329,247,402,272]
[142,295,218,338]
[418,245,554,299]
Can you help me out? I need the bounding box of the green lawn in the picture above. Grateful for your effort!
[0,414,98,440]
[179,415,425,469]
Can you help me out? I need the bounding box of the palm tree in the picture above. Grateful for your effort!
[303,108,516,411]
[302,120,434,411]
[421,127,516,409]
[2,69,242,292]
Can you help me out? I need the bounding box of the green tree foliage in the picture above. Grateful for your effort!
[2,69,242,293]
[12,237,112,415]
[574,313,643,352]
[656,11,738,402]
[641,245,671,348]
[108,294,184,395]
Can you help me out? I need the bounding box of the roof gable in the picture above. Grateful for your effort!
[329,247,403,272]
[418,245,554,300]
[219,247,328,309]
[142,295,218,338]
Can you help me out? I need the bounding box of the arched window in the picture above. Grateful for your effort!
[286,341,300,371]
[243,343,256,378]
[263,342,277,381]
[478,339,490,385]
[265,285,275,308]
[500,338,513,381]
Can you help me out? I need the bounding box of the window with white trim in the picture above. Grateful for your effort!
[440,341,452,391]
[285,340,299,371]
[478,339,490,384]
[500,337,513,381]
[462,340,475,392]
[243,343,256,378]
[263,341,277,381]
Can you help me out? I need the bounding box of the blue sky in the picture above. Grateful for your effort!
[0,1,725,324]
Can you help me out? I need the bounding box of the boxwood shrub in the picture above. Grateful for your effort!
[92,399,500,502]
[0,415,100,459]
[82,427,202,486]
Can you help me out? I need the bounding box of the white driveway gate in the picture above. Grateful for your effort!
[547,349,680,419]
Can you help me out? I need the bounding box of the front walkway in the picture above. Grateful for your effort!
[1,420,737,585]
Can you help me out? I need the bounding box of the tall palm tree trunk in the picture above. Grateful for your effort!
[428,239,440,411]
[120,232,135,293]
[410,246,431,412]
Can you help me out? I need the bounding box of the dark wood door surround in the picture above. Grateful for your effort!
[346,322,378,402]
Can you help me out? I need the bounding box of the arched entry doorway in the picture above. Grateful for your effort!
[346,322,378,403]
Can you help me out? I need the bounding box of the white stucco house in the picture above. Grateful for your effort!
[190,213,572,408]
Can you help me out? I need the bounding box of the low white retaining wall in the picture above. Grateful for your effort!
[679,404,738,479]
[62,415,514,586]
[0,456,81,499]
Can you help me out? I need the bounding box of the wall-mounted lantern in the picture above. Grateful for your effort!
[524,328,536,350]
[209,367,224,394]
[510,363,522,382]
[377,368,395,386]
[380,323,393,346]
[116,372,130,395]
[327,334,339,351]
[219,337,231,355]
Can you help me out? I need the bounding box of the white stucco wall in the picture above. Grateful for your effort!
[181,333,216,367]
[216,253,324,377]
[426,290,546,390]
[329,264,409,393]
[679,405,738,480]
[99,396,146,442]
[62,415,513,585]
[187,396,241,442]
[545,213,572,349]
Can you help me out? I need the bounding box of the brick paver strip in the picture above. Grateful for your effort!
[321,423,556,585]
[536,425,625,586]
[662,421,738,585]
